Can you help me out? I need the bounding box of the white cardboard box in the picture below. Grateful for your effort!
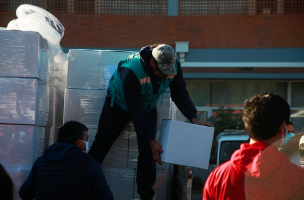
[0,30,50,82]
[67,49,135,89]
[0,77,53,126]
[159,120,214,169]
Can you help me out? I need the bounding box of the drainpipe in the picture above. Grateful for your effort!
[175,41,189,63]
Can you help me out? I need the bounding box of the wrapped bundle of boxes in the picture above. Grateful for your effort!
[0,29,67,197]
[0,29,173,199]
[64,49,173,200]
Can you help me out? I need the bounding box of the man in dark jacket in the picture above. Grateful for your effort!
[19,121,113,200]
[88,43,212,200]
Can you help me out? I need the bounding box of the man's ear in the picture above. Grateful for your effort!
[75,139,82,148]
[150,58,156,70]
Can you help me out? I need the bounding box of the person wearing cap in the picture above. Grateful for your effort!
[88,43,212,200]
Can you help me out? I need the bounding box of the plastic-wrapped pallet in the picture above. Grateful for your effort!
[2,5,68,199]
[0,30,65,200]
[64,49,173,199]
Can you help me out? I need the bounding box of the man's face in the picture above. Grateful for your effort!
[288,124,295,133]
[150,58,169,80]
[79,131,89,152]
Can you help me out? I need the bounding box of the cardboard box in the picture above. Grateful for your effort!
[0,30,50,82]
[63,88,107,126]
[159,120,214,169]
[0,77,53,126]
[0,124,50,169]
[67,49,135,89]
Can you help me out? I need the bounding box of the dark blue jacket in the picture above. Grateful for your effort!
[120,45,198,143]
[19,143,113,200]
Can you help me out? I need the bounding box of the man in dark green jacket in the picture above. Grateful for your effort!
[89,44,212,200]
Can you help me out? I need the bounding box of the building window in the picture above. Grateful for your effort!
[210,82,287,107]
[256,0,276,14]
[185,81,287,107]
[75,0,94,14]
[47,0,68,13]
[98,0,167,15]
[0,0,42,12]
[185,80,304,133]
[292,82,304,107]
[284,0,304,14]
[179,0,248,15]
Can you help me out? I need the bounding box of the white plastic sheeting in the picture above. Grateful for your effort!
[7,4,68,76]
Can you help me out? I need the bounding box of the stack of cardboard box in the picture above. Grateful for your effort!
[64,49,172,199]
[0,30,66,196]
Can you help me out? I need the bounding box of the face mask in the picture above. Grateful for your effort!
[82,140,89,153]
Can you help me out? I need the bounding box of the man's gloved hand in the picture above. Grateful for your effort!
[150,140,163,165]
[192,118,213,127]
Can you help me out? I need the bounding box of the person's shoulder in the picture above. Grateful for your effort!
[280,160,304,182]
[287,162,304,174]
[74,151,94,163]
[210,161,234,177]
[87,157,104,174]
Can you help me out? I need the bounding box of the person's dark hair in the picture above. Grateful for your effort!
[0,163,14,200]
[242,93,290,141]
[57,121,88,144]
[286,121,293,126]
[147,43,163,58]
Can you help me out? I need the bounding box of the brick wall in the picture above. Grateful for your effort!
[1,12,304,49]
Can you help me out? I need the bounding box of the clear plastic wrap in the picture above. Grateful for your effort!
[0,30,50,82]
[0,124,50,200]
[0,124,50,169]
[7,4,64,44]
[6,4,68,87]
[67,49,136,89]
[63,88,107,127]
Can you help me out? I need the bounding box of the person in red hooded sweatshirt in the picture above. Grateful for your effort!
[203,93,304,200]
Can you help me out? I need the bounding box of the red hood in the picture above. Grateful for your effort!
[231,142,289,179]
